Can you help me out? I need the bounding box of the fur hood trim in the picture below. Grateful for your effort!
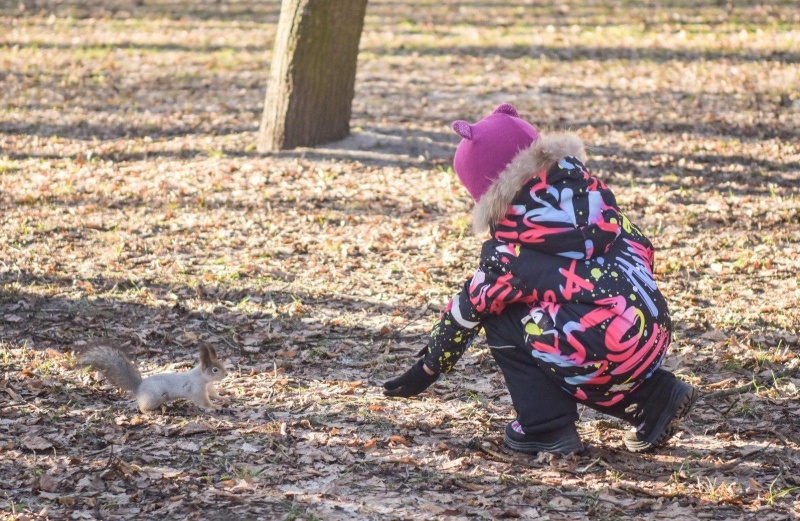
[472,132,586,234]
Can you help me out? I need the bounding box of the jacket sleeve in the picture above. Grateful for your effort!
[422,240,531,373]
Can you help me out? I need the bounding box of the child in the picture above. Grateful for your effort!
[384,104,696,454]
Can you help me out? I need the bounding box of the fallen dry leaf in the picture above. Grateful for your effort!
[22,436,53,451]
[388,435,411,446]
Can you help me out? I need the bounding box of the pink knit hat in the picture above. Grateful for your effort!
[452,104,540,201]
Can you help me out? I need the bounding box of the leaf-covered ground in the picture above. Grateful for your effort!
[1,1,799,519]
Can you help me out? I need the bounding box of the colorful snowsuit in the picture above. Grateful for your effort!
[422,155,671,407]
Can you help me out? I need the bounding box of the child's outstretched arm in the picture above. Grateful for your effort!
[383,241,529,397]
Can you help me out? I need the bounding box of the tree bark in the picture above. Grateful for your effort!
[258,0,369,152]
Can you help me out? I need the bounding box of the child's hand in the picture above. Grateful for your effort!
[383,359,440,397]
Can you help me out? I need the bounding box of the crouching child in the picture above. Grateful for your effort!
[383,104,696,454]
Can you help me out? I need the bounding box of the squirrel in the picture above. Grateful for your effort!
[76,340,228,413]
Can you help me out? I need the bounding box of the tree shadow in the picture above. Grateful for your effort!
[2,40,270,54]
[10,0,281,23]
[26,36,785,66]
[365,42,800,65]
[8,0,798,30]
[0,120,261,141]
[0,270,427,354]
[589,147,800,191]
[3,121,795,199]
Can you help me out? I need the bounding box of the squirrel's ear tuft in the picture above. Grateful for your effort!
[492,103,519,118]
[452,120,473,140]
[199,344,211,369]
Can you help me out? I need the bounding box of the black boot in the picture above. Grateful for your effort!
[590,370,697,452]
[503,420,583,454]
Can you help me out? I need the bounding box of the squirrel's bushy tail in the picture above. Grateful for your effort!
[76,341,142,393]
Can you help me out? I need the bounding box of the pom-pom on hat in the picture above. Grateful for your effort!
[452,104,540,201]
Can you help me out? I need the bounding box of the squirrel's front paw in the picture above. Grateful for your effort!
[200,400,223,411]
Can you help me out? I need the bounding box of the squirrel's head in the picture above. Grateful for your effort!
[199,343,228,382]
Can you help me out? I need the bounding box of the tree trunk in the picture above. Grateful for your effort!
[258,0,369,152]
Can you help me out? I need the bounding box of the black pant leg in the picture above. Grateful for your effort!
[483,304,579,434]
[583,369,676,425]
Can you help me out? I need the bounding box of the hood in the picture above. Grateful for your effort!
[476,133,622,260]
[473,132,587,233]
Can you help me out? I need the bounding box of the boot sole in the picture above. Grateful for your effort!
[625,381,697,453]
[504,432,583,454]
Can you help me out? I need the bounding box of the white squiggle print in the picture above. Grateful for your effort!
[616,254,658,317]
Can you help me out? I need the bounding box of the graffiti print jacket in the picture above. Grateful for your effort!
[422,133,671,406]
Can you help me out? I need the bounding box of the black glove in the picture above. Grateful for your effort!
[383,358,439,398]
